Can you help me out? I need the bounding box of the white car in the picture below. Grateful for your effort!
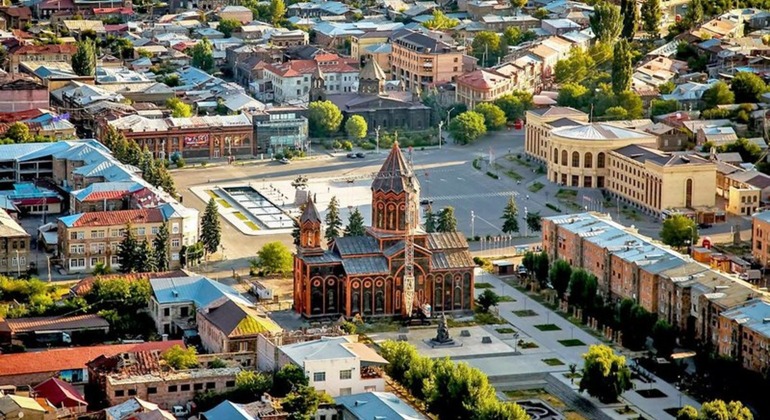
[171,406,189,418]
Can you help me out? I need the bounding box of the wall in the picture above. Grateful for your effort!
[106,370,239,409]
[0,87,48,112]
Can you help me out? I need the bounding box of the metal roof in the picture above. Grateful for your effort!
[150,276,253,308]
[334,236,379,256]
[342,256,389,275]
[335,392,426,420]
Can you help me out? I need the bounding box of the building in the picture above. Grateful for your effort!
[252,107,309,155]
[57,204,198,273]
[752,211,770,267]
[455,69,514,109]
[8,44,77,74]
[69,181,150,213]
[0,314,110,345]
[390,29,471,92]
[0,77,48,112]
[149,275,255,336]
[270,29,309,47]
[32,377,88,416]
[0,395,46,420]
[336,392,427,420]
[718,299,770,373]
[104,114,255,160]
[262,53,359,103]
[293,143,475,318]
[0,207,30,275]
[524,106,589,164]
[197,298,281,355]
[218,5,253,23]
[277,336,387,397]
[105,397,174,420]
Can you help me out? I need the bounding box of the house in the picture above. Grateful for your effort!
[201,396,286,420]
[0,314,110,345]
[698,126,738,146]
[149,275,254,336]
[32,377,88,416]
[218,5,254,23]
[336,392,427,420]
[455,68,513,109]
[262,53,359,103]
[0,207,30,275]
[201,401,255,420]
[0,395,46,420]
[197,298,281,356]
[104,397,174,420]
[0,7,31,30]
[8,44,77,74]
[276,336,388,397]
[661,79,719,107]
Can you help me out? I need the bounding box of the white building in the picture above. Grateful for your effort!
[262,54,359,104]
[277,336,387,397]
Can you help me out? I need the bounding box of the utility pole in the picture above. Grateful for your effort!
[375,125,381,154]
[471,210,476,238]
[438,120,443,149]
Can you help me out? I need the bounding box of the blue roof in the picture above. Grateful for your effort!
[202,401,254,420]
[150,276,253,308]
[755,210,770,222]
[336,392,426,420]
[722,299,770,339]
[72,181,144,202]
[58,213,83,228]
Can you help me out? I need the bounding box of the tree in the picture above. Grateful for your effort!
[476,289,501,312]
[503,27,536,47]
[658,81,676,94]
[190,38,215,73]
[473,400,530,420]
[72,38,96,76]
[272,364,308,397]
[650,99,679,116]
[721,138,762,162]
[641,0,662,38]
[138,238,157,273]
[685,0,703,26]
[568,269,589,306]
[424,359,497,420]
[534,251,549,288]
[165,97,193,118]
[424,207,437,233]
[282,386,327,420]
[579,344,632,403]
[471,31,505,67]
[731,72,767,103]
[4,122,31,143]
[344,207,365,236]
[153,221,170,271]
[344,115,367,140]
[201,198,222,255]
[269,0,286,26]
[652,320,676,358]
[380,340,418,381]
[422,9,460,30]
[118,222,140,273]
[403,356,433,400]
[437,207,458,233]
[449,111,487,144]
[690,400,753,420]
[620,0,639,39]
[235,370,273,396]
[556,82,589,108]
[677,406,700,420]
[590,1,622,44]
[615,90,644,119]
[526,212,542,232]
[501,196,519,234]
[162,344,199,369]
[660,214,698,248]
[493,91,533,121]
[509,0,526,11]
[475,103,507,130]
[604,106,628,120]
[611,39,632,94]
[308,100,343,137]
[217,18,241,37]
[324,196,342,243]
[702,81,735,109]
[554,47,596,84]
[255,241,292,275]
[549,260,572,299]
[533,7,549,19]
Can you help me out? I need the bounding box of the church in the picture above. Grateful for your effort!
[292,143,476,319]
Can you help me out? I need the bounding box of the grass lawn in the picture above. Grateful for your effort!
[542,358,565,366]
[475,282,494,289]
[528,182,544,193]
[555,189,577,199]
[496,327,515,334]
[504,170,523,181]
[512,309,538,317]
[216,199,232,208]
[234,212,248,221]
[245,221,260,230]
[534,323,561,331]
[499,295,516,303]
[558,339,586,347]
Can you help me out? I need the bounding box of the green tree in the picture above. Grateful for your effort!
[579,344,632,403]
[590,1,622,44]
[549,259,572,299]
[509,0,526,11]
[526,211,542,232]
[620,0,639,39]
[137,238,157,273]
[476,289,501,313]
[677,405,700,420]
[615,90,644,118]
[166,97,193,118]
[652,319,676,358]
[658,81,676,94]
[424,207,437,233]
[4,122,32,143]
[117,222,140,273]
[403,356,433,400]
[471,31,505,67]
[162,344,199,369]
[72,38,96,76]
[162,74,180,87]
[650,99,679,116]
[501,195,519,234]
[270,0,286,26]
[424,359,497,420]
[702,81,735,109]
[660,214,698,248]
[568,269,589,307]
[533,7,549,19]
[255,241,293,275]
[449,111,487,144]
[272,364,309,397]
[190,38,215,73]
[556,82,589,108]
[437,206,458,233]
[695,400,753,420]
[201,198,222,255]
[324,196,342,243]
[721,138,762,162]
[534,251,550,288]
[731,72,767,103]
[611,39,632,94]
[153,221,170,271]
[503,27,536,47]
[282,385,328,420]
[473,400,530,420]
[379,340,418,381]
[641,0,662,38]
[235,370,273,396]
[344,207,366,236]
[308,100,343,137]
[422,9,460,30]
[604,106,628,120]
[475,103,507,130]
[554,47,596,84]
[493,91,533,121]
[344,115,367,140]
[217,18,241,37]
[685,0,703,25]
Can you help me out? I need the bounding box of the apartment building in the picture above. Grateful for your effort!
[718,299,770,373]
[8,44,77,74]
[57,204,197,273]
[390,29,470,92]
[455,69,513,109]
[752,211,770,267]
[0,208,30,275]
[262,54,358,103]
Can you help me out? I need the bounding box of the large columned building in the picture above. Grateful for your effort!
[293,143,475,318]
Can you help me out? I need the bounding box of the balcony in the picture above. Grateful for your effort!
[360,365,383,380]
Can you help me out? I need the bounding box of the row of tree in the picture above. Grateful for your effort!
[101,126,177,197]
[116,221,170,274]
[448,92,533,144]
[501,195,542,235]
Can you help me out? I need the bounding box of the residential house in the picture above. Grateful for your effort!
[0,207,29,275]
[0,7,31,30]
[0,77,48,112]
[105,397,174,420]
[455,68,513,109]
[718,299,770,373]
[661,79,719,108]
[541,18,581,35]
[8,44,77,74]
[0,314,110,345]
[197,298,281,356]
[287,0,350,18]
[697,126,738,147]
[69,181,149,213]
[0,395,46,420]
[481,14,539,31]
[336,392,427,420]
[32,377,88,417]
[270,30,309,47]
[262,53,359,103]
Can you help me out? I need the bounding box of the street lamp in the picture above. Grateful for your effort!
[437,120,443,149]
[375,126,381,154]
[446,107,455,128]
[471,210,476,238]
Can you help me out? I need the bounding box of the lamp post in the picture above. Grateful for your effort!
[375,125,381,154]
[437,120,443,149]
[471,210,476,238]
[446,107,455,128]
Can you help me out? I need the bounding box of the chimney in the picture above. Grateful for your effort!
[162,334,168,341]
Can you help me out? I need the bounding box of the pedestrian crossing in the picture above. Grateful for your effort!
[423,190,519,201]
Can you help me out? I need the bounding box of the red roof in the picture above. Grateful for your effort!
[264,54,358,78]
[93,7,133,14]
[33,377,87,408]
[0,341,184,378]
[0,109,44,123]
[10,44,77,56]
[71,208,164,228]
[81,190,130,202]
[456,69,509,90]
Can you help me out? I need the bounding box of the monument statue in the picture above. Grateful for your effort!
[435,314,451,343]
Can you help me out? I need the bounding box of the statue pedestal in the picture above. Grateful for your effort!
[294,189,310,205]
[424,338,462,348]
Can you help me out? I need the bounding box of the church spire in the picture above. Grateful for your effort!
[298,196,322,255]
[370,142,420,232]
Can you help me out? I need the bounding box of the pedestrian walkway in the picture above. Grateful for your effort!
[475,270,700,419]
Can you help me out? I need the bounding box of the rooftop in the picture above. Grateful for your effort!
[281,336,387,366]
[336,392,426,420]
[151,275,253,308]
[551,123,653,141]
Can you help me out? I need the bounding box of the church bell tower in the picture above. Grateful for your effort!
[298,196,323,256]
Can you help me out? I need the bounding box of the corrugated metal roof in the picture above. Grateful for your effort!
[431,250,475,270]
[150,276,253,308]
[334,236,379,255]
[342,256,389,275]
[2,314,109,334]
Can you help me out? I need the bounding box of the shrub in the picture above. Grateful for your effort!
[175,157,185,168]
[546,203,562,212]
[486,171,499,179]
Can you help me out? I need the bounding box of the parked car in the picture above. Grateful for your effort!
[356,152,365,158]
[517,266,528,276]
[279,158,290,164]
[420,199,433,205]
[698,223,712,229]
[346,153,357,158]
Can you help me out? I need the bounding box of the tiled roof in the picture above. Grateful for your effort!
[1,314,109,334]
[32,378,87,408]
[456,69,509,90]
[431,250,475,270]
[59,208,164,228]
[342,256,389,275]
[334,236,379,256]
[371,143,418,195]
[0,341,183,378]
[10,44,76,55]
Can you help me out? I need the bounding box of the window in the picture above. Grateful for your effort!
[164,308,170,317]
[181,384,190,391]
[226,380,235,387]
[597,152,606,168]
[364,386,377,392]
[584,152,593,168]
[70,258,85,269]
[171,239,180,248]
[339,370,352,380]
[172,223,179,234]
[313,372,326,382]
[151,227,159,235]
[181,307,189,317]
[194,383,203,391]
[70,244,85,254]
[206,382,216,389]
[114,390,125,397]
[128,389,136,396]
[572,151,579,167]
[137,227,146,236]
[339,388,352,396]
[168,385,178,392]
[148,387,157,394]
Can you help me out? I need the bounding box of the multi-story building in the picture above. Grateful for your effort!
[455,69,513,109]
[718,299,770,373]
[8,44,77,74]
[390,29,471,92]
[252,106,309,155]
[270,29,309,47]
[0,77,49,113]
[0,208,30,275]
[262,53,359,103]
[57,204,198,273]
[752,211,770,268]
[350,31,391,65]
[524,107,589,163]
[103,114,255,160]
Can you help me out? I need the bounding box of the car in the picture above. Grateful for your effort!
[279,158,290,164]
[171,405,189,418]
[346,152,356,158]
[356,152,365,158]
[420,199,433,205]
[517,266,528,276]
[698,223,712,229]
